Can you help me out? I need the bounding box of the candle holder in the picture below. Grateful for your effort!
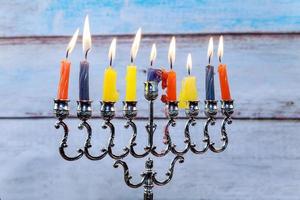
[144,81,159,101]
[54,99,69,120]
[100,101,115,120]
[77,100,92,121]
[53,85,234,199]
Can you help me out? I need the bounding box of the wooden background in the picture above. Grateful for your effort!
[0,1,300,200]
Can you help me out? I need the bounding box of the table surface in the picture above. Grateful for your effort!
[0,119,299,200]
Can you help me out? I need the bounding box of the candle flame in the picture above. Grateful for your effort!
[218,35,224,63]
[66,28,79,58]
[168,36,176,68]
[108,38,117,66]
[83,15,92,59]
[150,43,157,65]
[130,28,142,63]
[186,53,192,75]
[207,37,213,64]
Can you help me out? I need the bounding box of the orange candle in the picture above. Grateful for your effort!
[218,35,231,101]
[56,28,79,100]
[218,64,231,100]
[57,60,71,100]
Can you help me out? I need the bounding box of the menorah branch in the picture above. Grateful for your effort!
[153,155,184,186]
[54,99,84,161]
[207,100,234,153]
[113,160,144,188]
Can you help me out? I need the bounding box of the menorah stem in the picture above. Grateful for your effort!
[143,158,154,200]
[148,100,154,148]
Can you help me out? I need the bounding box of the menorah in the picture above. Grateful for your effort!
[53,81,234,200]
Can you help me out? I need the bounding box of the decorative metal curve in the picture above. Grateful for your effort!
[80,121,108,160]
[113,160,144,188]
[126,120,149,158]
[151,118,174,157]
[153,155,184,186]
[189,118,210,154]
[209,116,231,153]
[54,120,84,161]
[103,120,130,159]
[170,119,191,156]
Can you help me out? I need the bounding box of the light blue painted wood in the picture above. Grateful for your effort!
[0,34,299,118]
[0,0,300,36]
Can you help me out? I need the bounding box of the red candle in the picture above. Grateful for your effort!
[166,70,176,101]
[217,35,232,100]
[57,28,79,100]
[161,70,177,102]
[161,37,177,103]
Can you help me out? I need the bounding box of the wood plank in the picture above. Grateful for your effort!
[1,1,300,36]
[0,34,299,118]
[0,119,299,199]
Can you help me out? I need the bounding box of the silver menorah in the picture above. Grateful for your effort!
[53,81,234,200]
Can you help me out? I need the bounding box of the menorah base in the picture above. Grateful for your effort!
[144,191,153,200]
[114,156,184,200]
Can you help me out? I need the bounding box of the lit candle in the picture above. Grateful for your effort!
[125,28,141,101]
[218,36,232,100]
[57,28,79,100]
[178,53,198,108]
[147,43,162,82]
[205,37,215,100]
[161,37,177,103]
[79,15,91,101]
[102,38,119,102]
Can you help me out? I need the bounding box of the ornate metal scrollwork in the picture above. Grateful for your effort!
[55,120,84,161]
[103,120,130,159]
[53,81,234,200]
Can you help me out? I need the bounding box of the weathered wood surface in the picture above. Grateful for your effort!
[0,1,299,200]
[1,0,300,36]
[0,34,299,118]
[0,119,299,200]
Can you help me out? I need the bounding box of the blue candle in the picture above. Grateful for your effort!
[79,15,91,101]
[147,68,162,82]
[205,37,215,100]
[79,60,89,100]
[205,65,215,100]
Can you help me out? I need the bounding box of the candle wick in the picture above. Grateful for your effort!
[85,49,89,60]
[65,50,69,59]
[131,56,134,64]
[188,67,190,76]
[219,56,222,63]
[150,60,153,66]
[208,55,211,65]
[170,60,173,70]
[110,57,113,67]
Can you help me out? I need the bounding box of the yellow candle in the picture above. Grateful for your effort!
[125,65,137,101]
[102,66,119,102]
[102,38,119,102]
[178,77,198,108]
[125,28,141,102]
[178,53,198,108]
